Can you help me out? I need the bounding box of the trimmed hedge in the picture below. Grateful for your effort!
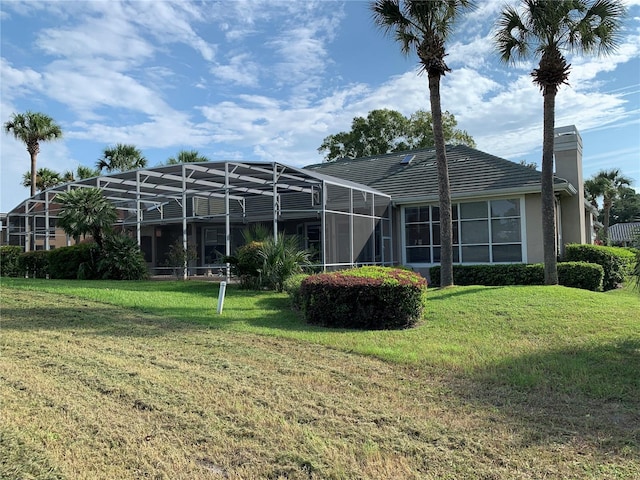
[282,273,310,311]
[430,264,544,287]
[564,244,635,291]
[557,261,603,291]
[19,250,50,278]
[0,245,23,277]
[48,243,96,279]
[300,266,427,330]
[430,262,604,291]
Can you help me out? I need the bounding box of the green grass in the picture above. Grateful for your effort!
[1,279,639,479]
[3,278,638,400]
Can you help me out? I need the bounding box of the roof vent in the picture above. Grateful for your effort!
[400,154,415,165]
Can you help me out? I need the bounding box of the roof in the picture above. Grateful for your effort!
[608,222,640,243]
[6,160,389,216]
[306,145,576,203]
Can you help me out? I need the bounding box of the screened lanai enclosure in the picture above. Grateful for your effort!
[4,161,393,276]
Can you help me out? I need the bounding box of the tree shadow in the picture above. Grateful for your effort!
[452,339,640,454]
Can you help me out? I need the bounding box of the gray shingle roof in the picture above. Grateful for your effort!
[608,222,640,243]
[306,145,574,203]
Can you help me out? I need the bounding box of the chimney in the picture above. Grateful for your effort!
[554,125,587,245]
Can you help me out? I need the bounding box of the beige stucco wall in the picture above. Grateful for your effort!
[524,193,544,264]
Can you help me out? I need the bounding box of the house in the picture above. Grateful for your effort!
[306,125,597,275]
[3,125,595,276]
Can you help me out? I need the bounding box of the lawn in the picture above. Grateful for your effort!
[1,279,639,479]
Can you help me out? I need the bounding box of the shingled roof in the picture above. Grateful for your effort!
[306,145,575,203]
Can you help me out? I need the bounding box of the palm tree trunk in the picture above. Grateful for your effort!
[603,200,612,245]
[29,150,37,198]
[429,72,453,287]
[541,89,558,285]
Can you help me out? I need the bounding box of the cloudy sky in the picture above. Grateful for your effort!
[1,0,639,212]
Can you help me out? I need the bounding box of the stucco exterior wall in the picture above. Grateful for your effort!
[524,193,544,264]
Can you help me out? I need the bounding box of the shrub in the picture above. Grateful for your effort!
[165,239,198,279]
[19,250,50,278]
[97,234,149,280]
[282,273,310,310]
[227,241,264,289]
[259,234,311,292]
[0,246,23,277]
[48,243,96,279]
[300,266,427,330]
[430,262,604,291]
[557,262,603,291]
[430,264,544,287]
[564,244,635,290]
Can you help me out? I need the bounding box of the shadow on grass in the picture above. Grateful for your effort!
[428,285,502,300]
[454,339,640,453]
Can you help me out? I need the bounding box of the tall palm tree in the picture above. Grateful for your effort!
[96,144,147,173]
[588,169,632,243]
[166,149,210,165]
[4,111,63,197]
[495,0,626,284]
[21,167,64,192]
[56,188,117,248]
[371,0,475,287]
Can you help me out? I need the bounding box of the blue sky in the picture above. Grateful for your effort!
[1,0,639,212]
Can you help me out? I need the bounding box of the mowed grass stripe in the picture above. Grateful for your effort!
[1,282,639,479]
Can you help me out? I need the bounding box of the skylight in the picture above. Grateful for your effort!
[401,154,415,165]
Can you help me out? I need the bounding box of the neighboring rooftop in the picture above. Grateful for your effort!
[608,222,640,244]
[306,145,575,202]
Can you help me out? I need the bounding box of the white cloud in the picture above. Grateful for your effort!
[211,54,260,87]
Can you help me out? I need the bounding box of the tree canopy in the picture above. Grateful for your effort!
[56,188,117,248]
[318,109,475,162]
[165,149,210,165]
[21,167,64,192]
[96,144,147,173]
[4,111,63,197]
[585,169,634,243]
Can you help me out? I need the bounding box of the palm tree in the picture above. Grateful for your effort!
[371,0,475,287]
[495,0,626,284]
[4,111,63,197]
[56,188,117,248]
[21,167,64,192]
[587,169,632,243]
[96,144,147,173]
[166,149,210,165]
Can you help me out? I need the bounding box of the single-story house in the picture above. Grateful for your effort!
[3,125,596,276]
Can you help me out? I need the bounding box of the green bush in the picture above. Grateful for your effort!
[97,234,149,280]
[48,243,96,279]
[430,264,544,287]
[0,245,23,277]
[564,244,635,290]
[164,239,198,279]
[300,266,427,330]
[557,262,603,291]
[430,262,604,291]
[227,241,264,289]
[282,273,310,310]
[259,234,311,292]
[19,250,50,278]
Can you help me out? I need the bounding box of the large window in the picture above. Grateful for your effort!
[403,198,522,264]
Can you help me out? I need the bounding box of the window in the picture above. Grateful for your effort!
[404,198,522,264]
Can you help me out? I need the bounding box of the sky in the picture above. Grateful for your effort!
[1,0,639,213]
